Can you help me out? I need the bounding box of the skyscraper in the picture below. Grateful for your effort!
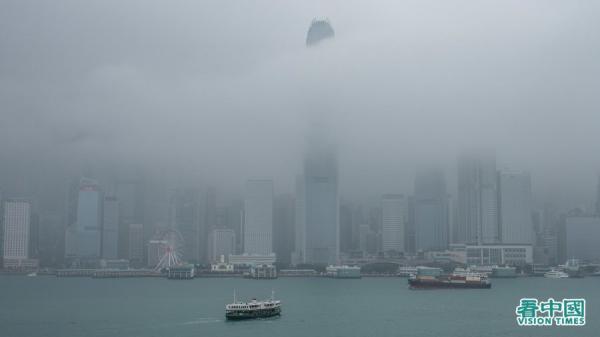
[128,223,144,265]
[498,170,534,245]
[0,190,3,268]
[65,178,102,262]
[2,199,30,264]
[414,169,449,252]
[339,201,354,253]
[243,179,274,255]
[101,196,119,259]
[596,174,600,216]
[306,18,335,46]
[456,151,499,244]
[273,193,295,266]
[207,228,236,262]
[381,194,406,254]
[115,176,145,261]
[292,175,306,265]
[299,125,339,265]
[171,188,202,263]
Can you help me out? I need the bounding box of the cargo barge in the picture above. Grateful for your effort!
[408,267,491,289]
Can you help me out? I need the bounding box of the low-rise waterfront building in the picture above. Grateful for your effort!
[326,265,361,278]
[247,264,277,279]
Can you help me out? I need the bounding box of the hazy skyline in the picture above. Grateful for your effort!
[1,1,600,208]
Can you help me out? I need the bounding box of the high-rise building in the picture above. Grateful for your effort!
[101,196,119,259]
[456,151,499,244]
[65,178,102,261]
[405,196,416,254]
[273,194,295,266]
[0,190,3,268]
[115,176,145,261]
[243,179,274,255]
[170,188,202,263]
[414,169,449,252]
[381,194,406,254]
[199,186,217,263]
[339,201,354,253]
[563,216,600,262]
[2,199,31,264]
[368,206,383,253]
[224,199,244,255]
[292,175,306,265]
[298,125,339,265]
[358,224,370,254]
[596,174,600,216]
[498,170,534,245]
[128,223,144,265]
[28,213,39,259]
[306,19,335,46]
[207,228,236,262]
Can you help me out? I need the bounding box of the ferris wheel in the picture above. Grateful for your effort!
[152,228,184,271]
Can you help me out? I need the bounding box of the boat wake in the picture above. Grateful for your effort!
[181,318,222,325]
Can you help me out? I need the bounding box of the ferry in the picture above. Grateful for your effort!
[408,267,491,289]
[491,266,517,278]
[225,291,281,320]
[544,269,569,279]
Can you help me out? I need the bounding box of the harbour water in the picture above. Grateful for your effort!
[1,276,598,337]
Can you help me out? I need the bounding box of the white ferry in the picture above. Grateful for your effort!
[225,291,281,320]
[544,269,569,279]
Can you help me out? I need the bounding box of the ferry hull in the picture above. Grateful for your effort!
[225,307,281,320]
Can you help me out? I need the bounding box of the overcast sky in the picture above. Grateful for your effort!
[1,0,599,207]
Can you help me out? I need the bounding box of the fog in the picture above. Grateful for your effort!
[1,0,600,207]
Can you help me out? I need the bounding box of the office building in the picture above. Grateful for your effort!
[273,194,295,266]
[170,188,202,263]
[101,196,119,259]
[128,223,144,265]
[65,178,102,261]
[456,150,499,244]
[414,169,449,252]
[243,179,274,255]
[564,216,600,262]
[207,228,236,263]
[498,170,534,245]
[298,124,339,264]
[381,194,406,254]
[2,199,31,265]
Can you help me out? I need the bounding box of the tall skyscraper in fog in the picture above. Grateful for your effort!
[381,194,406,254]
[498,170,534,244]
[297,124,339,265]
[207,228,235,262]
[456,151,499,244]
[273,194,295,266]
[101,196,119,259]
[128,223,144,265]
[65,178,102,261]
[243,179,273,255]
[414,169,449,252]
[115,174,145,261]
[292,175,306,265]
[2,199,30,264]
[171,188,202,263]
[596,174,600,216]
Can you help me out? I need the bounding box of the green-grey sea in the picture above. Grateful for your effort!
[1,276,598,337]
